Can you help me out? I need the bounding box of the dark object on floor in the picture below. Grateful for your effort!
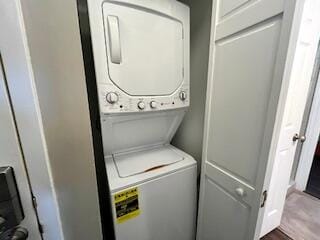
[280,190,320,240]
[261,228,292,240]
[306,156,320,198]
[0,227,28,240]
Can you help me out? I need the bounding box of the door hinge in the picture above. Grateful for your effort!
[260,190,268,208]
[32,196,44,234]
[32,196,38,209]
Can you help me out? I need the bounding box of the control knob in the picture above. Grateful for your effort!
[150,101,157,109]
[138,101,145,110]
[179,91,187,101]
[106,92,119,104]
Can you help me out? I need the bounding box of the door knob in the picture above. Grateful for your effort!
[293,133,306,142]
[235,187,245,197]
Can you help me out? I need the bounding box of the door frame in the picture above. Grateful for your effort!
[0,52,42,239]
[0,1,63,239]
[295,48,320,191]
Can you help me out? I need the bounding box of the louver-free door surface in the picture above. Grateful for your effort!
[197,0,297,239]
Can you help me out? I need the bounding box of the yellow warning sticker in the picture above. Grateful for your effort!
[114,187,140,224]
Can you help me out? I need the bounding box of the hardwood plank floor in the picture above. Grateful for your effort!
[280,190,320,240]
[261,229,292,240]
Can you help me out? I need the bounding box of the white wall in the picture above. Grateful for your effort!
[172,0,212,171]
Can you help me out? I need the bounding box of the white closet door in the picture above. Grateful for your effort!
[260,0,320,236]
[197,0,297,239]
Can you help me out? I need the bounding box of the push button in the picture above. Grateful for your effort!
[150,101,157,109]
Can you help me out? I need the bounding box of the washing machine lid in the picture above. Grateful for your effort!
[113,146,184,177]
[103,1,184,96]
[101,109,186,155]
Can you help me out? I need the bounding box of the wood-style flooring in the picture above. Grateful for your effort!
[279,190,320,240]
[261,190,320,240]
[261,229,292,240]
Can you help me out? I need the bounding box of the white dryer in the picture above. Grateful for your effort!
[88,0,190,113]
[87,0,196,239]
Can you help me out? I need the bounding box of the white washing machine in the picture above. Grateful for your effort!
[101,110,197,240]
[87,0,196,239]
[106,145,197,240]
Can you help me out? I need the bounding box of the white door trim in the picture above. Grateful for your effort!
[295,63,320,191]
[0,1,63,239]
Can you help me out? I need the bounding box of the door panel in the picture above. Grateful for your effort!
[197,0,296,239]
[200,178,250,240]
[207,18,282,186]
[216,0,284,40]
[219,0,250,19]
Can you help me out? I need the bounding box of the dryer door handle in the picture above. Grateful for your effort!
[107,15,122,64]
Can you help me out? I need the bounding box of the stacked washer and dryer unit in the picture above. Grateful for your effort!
[88,0,197,239]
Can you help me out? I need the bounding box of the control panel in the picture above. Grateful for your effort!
[98,84,189,114]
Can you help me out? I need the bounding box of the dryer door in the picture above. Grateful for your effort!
[103,2,184,96]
